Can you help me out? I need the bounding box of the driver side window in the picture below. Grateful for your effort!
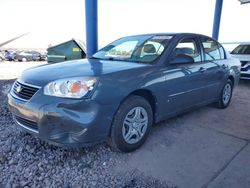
[174,38,201,62]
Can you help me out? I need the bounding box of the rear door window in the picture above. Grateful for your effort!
[201,38,225,60]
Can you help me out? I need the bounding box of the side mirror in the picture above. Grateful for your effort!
[170,54,194,64]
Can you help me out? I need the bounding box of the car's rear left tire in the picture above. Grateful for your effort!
[109,95,153,152]
[216,79,233,109]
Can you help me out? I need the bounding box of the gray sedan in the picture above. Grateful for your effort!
[8,33,241,152]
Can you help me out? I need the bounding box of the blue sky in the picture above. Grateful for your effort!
[0,0,249,49]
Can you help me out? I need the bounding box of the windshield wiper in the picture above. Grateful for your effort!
[105,57,114,60]
[89,56,115,61]
[89,56,101,60]
[90,56,142,63]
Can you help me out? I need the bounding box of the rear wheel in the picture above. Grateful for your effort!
[216,79,233,109]
[109,95,153,152]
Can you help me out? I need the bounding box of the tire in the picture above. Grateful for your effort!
[109,95,153,152]
[216,79,233,109]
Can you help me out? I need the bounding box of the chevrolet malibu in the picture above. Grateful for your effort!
[8,33,241,152]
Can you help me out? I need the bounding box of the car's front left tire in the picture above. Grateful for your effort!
[109,95,153,152]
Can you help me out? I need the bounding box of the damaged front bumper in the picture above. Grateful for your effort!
[7,89,117,147]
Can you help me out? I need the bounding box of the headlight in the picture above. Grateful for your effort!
[44,77,97,98]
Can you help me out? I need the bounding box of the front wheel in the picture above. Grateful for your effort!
[109,95,153,152]
[22,57,27,62]
[216,79,233,109]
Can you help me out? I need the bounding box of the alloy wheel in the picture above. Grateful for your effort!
[222,83,232,105]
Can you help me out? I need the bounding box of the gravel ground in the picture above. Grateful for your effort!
[0,80,170,188]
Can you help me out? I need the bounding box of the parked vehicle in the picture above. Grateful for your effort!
[15,51,41,62]
[231,43,250,79]
[40,51,47,61]
[8,33,241,152]
[4,50,17,61]
[0,51,5,61]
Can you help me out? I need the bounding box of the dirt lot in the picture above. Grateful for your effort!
[0,62,249,187]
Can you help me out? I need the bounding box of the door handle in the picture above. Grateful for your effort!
[222,64,229,69]
[199,67,206,73]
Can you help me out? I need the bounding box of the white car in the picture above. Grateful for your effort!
[0,52,5,62]
[231,43,250,79]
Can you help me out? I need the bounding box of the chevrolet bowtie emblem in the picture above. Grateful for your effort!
[16,85,22,93]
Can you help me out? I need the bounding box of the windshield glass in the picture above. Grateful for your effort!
[231,45,250,55]
[92,35,173,63]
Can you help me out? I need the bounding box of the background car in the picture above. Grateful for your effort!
[0,51,5,61]
[231,43,250,79]
[15,51,41,62]
[39,51,47,61]
[30,51,44,61]
[4,50,17,61]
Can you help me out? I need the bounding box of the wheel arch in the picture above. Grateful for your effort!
[228,75,235,87]
[128,89,157,123]
[108,88,158,137]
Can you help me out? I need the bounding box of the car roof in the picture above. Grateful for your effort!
[124,33,212,38]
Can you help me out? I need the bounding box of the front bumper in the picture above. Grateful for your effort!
[240,63,250,79]
[8,89,118,147]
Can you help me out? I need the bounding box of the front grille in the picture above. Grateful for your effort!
[241,66,250,71]
[14,115,38,132]
[241,62,250,71]
[240,61,249,67]
[12,81,40,101]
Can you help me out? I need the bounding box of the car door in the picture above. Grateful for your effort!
[199,37,227,101]
[157,37,208,119]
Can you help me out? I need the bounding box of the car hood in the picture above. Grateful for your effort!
[20,59,149,86]
[231,54,250,61]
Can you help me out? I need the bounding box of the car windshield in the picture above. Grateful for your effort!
[231,44,250,55]
[92,35,173,63]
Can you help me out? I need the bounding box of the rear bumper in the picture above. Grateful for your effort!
[8,90,118,147]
